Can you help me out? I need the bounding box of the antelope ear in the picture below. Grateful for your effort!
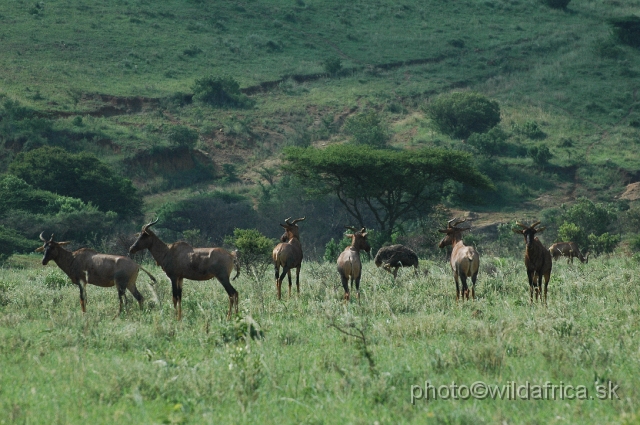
[438,229,449,234]
[134,233,140,237]
[35,246,45,252]
[58,241,71,246]
[512,228,523,234]
[280,223,286,228]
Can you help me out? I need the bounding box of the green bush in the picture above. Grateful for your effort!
[323,57,342,75]
[467,127,507,157]
[343,111,388,147]
[588,232,620,255]
[540,0,571,9]
[425,92,501,139]
[323,237,350,263]
[192,75,254,108]
[0,225,36,260]
[224,228,275,277]
[0,174,57,216]
[609,16,640,48]
[512,121,546,139]
[8,146,140,217]
[527,144,552,167]
[168,125,199,148]
[0,99,52,151]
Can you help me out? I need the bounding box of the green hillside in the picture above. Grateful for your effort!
[1,0,639,254]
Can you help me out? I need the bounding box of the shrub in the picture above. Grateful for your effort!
[343,111,388,147]
[323,237,350,263]
[588,233,620,255]
[467,127,507,157]
[609,16,640,48]
[0,99,52,151]
[192,75,254,108]
[323,57,342,75]
[8,146,140,217]
[527,144,552,167]
[0,174,57,216]
[512,121,546,139]
[168,125,199,148]
[425,92,501,139]
[224,228,275,278]
[540,0,571,9]
[0,225,35,260]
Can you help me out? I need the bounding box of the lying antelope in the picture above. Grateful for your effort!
[336,226,371,301]
[513,221,552,305]
[129,219,240,320]
[438,218,479,301]
[272,216,305,300]
[36,232,158,318]
[549,242,589,264]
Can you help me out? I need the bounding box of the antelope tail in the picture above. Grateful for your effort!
[139,265,159,305]
[231,250,241,281]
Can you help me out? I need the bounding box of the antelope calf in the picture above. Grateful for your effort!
[374,244,419,278]
[36,232,158,318]
[336,226,371,301]
[513,221,552,305]
[129,219,240,320]
[438,218,479,301]
[272,217,305,300]
[549,242,589,264]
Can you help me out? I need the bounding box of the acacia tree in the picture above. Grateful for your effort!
[283,145,493,241]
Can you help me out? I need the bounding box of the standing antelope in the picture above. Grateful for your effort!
[438,218,480,301]
[549,242,589,264]
[336,226,371,301]
[513,221,552,305]
[129,219,240,320]
[35,232,158,318]
[272,216,305,300]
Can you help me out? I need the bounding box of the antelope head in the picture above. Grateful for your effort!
[512,220,546,248]
[344,226,371,254]
[129,218,159,254]
[35,232,71,265]
[279,216,305,243]
[438,218,471,248]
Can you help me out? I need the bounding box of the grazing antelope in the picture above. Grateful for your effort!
[35,232,158,318]
[374,244,419,279]
[129,219,240,320]
[336,226,371,301]
[549,242,589,264]
[438,218,480,301]
[513,221,552,305]
[272,216,306,300]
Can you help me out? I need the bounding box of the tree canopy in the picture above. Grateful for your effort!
[8,146,140,217]
[283,144,494,240]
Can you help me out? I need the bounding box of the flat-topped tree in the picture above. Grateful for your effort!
[283,145,493,242]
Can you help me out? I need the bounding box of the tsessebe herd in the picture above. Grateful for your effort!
[34,216,590,319]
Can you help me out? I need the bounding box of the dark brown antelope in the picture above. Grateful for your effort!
[513,221,552,305]
[438,218,480,301]
[549,242,589,264]
[36,232,158,318]
[336,226,371,301]
[129,219,240,320]
[272,216,305,300]
[374,244,419,279]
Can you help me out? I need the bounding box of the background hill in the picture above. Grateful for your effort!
[1,0,639,258]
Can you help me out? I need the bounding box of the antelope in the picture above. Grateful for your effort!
[374,244,419,278]
[549,242,589,264]
[513,221,552,305]
[336,226,371,301]
[35,232,158,318]
[129,219,240,320]
[272,216,306,300]
[438,218,480,301]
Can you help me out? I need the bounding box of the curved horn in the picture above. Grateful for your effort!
[142,217,159,233]
[515,221,529,229]
[49,233,55,242]
[344,225,359,232]
[290,217,306,225]
[448,217,466,228]
[531,221,541,229]
[284,217,293,225]
[39,231,47,242]
[360,227,366,233]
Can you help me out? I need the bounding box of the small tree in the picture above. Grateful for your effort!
[323,57,342,75]
[527,144,552,167]
[192,75,254,108]
[224,228,275,280]
[467,127,507,157]
[168,125,199,148]
[343,111,388,147]
[426,92,501,139]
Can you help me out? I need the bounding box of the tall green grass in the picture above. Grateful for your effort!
[0,253,637,423]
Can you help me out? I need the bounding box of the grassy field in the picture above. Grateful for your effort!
[0,252,638,424]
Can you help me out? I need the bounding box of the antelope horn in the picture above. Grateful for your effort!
[142,217,159,233]
[447,218,458,228]
[515,221,529,229]
[284,217,293,225]
[344,225,359,232]
[360,227,366,233]
[49,233,55,242]
[531,221,541,228]
[39,231,47,242]
[290,217,306,225]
